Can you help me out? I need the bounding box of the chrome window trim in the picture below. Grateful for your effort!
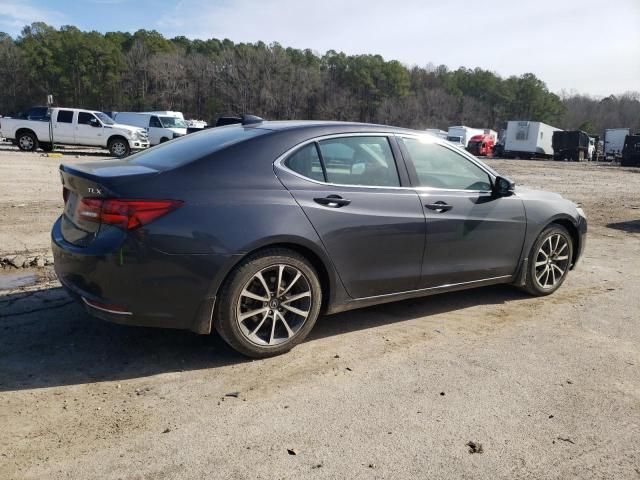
[274,132,410,191]
[274,131,497,194]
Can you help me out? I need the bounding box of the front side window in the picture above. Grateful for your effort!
[318,136,399,187]
[149,116,162,128]
[77,112,98,125]
[402,137,492,191]
[56,110,74,123]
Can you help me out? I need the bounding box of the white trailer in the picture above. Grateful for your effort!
[425,128,448,140]
[446,126,485,147]
[604,128,631,159]
[503,121,561,159]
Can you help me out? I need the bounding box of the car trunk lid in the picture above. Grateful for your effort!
[59,161,160,247]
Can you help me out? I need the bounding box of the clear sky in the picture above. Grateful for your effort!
[1,0,638,97]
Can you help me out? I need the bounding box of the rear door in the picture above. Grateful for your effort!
[399,135,526,288]
[52,109,76,144]
[275,134,425,299]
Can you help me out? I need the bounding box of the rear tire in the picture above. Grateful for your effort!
[521,225,573,296]
[213,248,322,358]
[108,137,130,158]
[17,131,38,152]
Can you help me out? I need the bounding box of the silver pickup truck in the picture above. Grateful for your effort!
[0,107,150,157]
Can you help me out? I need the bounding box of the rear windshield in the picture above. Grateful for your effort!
[126,126,269,169]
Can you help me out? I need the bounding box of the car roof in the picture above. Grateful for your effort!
[251,120,417,135]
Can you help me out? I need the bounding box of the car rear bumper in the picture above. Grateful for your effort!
[51,216,234,333]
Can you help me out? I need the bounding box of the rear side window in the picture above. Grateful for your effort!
[126,126,269,169]
[318,137,399,187]
[285,144,324,182]
[57,110,74,123]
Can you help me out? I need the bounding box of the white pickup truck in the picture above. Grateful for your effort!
[0,107,150,157]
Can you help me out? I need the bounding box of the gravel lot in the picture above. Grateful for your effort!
[1,144,639,479]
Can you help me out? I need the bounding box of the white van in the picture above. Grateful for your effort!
[114,112,187,146]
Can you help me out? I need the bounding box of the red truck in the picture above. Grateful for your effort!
[466,133,496,156]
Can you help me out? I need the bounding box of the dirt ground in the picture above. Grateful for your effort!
[1,143,639,479]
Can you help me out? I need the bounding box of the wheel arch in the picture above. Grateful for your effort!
[220,239,334,312]
[16,127,37,138]
[107,134,128,146]
[548,216,580,267]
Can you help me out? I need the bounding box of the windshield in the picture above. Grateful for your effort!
[159,116,187,129]
[94,112,114,125]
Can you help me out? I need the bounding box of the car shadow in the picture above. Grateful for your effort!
[0,284,529,392]
[606,220,640,234]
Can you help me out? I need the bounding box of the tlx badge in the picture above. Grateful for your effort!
[87,187,102,195]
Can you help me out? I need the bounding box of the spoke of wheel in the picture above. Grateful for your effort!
[535,259,547,267]
[275,311,294,338]
[555,255,569,261]
[550,265,556,285]
[269,314,277,344]
[276,265,284,296]
[282,304,309,318]
[545,237,553,255]
[555,242,568,255]
[239,306,269,322]
[241,289,269,302]
[282,291,311,303]
[250,311,270,337]
[255,271,271,297]
[536,265,548,282]
[280,272,301,297]
[553,235,560,253]
[543,267,551,286]
[551,264,564,277]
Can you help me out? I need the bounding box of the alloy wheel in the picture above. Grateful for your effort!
[236,264,312,346]
[534,233,570,289]
[19,135,34,150]
[112,141,126,156]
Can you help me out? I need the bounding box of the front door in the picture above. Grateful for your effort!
[75,112,104,146]
[276,135,425,299]
[399,136,527,288]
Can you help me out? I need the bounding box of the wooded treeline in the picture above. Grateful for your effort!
[1,23,638,135]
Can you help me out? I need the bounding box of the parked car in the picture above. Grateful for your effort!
[52,119,587,358]
[0,107,149,157]
[503,121,561,159]
[114,112,187,146]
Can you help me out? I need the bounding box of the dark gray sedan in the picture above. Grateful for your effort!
[52,119,587,357]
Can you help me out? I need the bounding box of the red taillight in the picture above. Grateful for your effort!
[77,198,183,230]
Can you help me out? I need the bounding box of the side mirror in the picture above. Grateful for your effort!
[90,118,101,128]
[493,175,515,197]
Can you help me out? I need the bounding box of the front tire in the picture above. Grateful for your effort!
[108,137,130,158]
[214,248,322,358]
[522,225,573,296]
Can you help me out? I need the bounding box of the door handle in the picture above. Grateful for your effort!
[314,195,351,208]
[425,202,452,213]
